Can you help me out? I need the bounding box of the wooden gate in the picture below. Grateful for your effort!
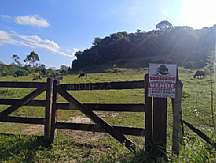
[0,74,183,153]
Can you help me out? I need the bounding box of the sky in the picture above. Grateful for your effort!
[0,0,216,68]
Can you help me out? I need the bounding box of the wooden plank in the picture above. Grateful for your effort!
[144,74,153,152]
[44,78,53,140]
[60,80,145,90]
[183,120,216,149]
[56,103,146,112]
[56,122,145,136]
[0,99,46,107]
[0,87,45,116]
[0,81,46,88]
[172,80,183,155]
[153,97,167,155]
[50,79,58,142]
[57,87,136,152]
[0,116,44,124]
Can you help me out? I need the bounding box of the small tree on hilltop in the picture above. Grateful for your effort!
[156,20,173,31]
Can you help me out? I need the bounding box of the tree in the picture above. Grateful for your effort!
[93,37,102,46]
[12,54,21,65]
[37,64,47,76]
[24,51,40,67]
[60,65,69,74]
[156,20,173,30]
[136,29,141,33]
[75,51,83,59]
[14,69,28,77]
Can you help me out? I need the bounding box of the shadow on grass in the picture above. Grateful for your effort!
[110,145,168,163]
[0,133,168,162]
[0,133,50,162]
[114,151,167,163]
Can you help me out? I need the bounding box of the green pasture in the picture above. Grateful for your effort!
[0,68,215,162]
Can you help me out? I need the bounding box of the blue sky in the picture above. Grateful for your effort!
[0,0,215,67]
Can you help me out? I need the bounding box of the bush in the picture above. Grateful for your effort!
[13,69,28,77]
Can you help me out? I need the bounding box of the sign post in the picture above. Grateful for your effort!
[148,63,177,156]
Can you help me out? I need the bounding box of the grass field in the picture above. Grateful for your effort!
[0,68,216,162]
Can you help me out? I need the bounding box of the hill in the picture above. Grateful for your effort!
[72,22,216,72]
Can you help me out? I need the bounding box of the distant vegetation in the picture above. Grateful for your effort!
[72,20,216,72]
[0,51,71,78]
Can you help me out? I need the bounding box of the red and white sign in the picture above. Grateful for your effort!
[148,64,177,98]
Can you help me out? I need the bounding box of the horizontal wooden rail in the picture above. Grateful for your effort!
[0,116,44,124]
[0,81,46,88]
[56,122,145,136]
[57,103,146,112]
[0,99,46,107]
[60,80,145,90]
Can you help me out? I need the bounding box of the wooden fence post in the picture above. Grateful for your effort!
[152,97,167,155]
[44,78,53,142]
[49,79,58,143]
[144,74,153,151]
[172,80,183,155]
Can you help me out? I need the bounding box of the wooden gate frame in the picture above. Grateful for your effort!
[0,74,183,154]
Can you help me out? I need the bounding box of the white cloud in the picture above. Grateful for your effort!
[0,31,11,43]
[15,15,50,28]
[1,14,50,28]
[0,31,16,45]
[0,30,77,58]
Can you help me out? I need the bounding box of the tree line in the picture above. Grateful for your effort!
[0,51,71,78]
[72,20,216,72]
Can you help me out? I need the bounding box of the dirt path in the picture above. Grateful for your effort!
[23,112,119,143]
[23,124,43,135]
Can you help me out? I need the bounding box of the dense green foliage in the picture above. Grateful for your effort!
[0,51,72,78]
[72,21,216,71]
[0,64,30,77]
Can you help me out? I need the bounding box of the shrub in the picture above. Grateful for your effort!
[14,69,28,77]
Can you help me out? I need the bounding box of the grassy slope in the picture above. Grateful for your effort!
[0,68,215,162]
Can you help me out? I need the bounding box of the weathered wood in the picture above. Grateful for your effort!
[0,99,46,107]
[56,103,146,112]
[60,80,145,90]
[44,78,53,140]
[56,122,145,136]
[50,79,58,142]
[172,80,183,155]
[0,81,46,88]
[0,87,45,116]
[153,97,167,154]
[183,120,216,149]
[144,74,153,151]
[57,87,136,152]
[0,116,44,124]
